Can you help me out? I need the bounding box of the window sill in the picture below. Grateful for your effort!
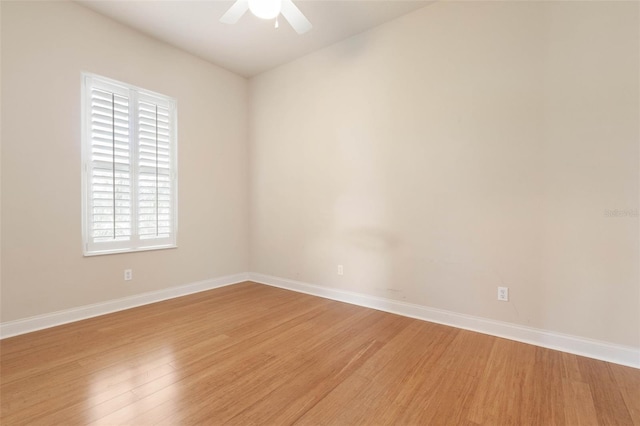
[83,244,177,257]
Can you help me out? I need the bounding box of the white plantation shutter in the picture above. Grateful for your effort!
[89,88,132,244]
[82,74,177,255]
[137,97,174,242]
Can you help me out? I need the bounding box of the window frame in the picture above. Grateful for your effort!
[81,72,178,256]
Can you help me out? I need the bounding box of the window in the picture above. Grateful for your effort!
[82,73,177,256]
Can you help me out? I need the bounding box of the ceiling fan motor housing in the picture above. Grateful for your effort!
[248,0,282,20]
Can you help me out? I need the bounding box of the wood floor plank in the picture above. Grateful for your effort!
[366,326,460,425]
[466,338,538,425]
[1,281,638,425]
[577,357,635,425]
[561,352,585,381]
[292,321,428,425]
[387,330,496,425]
[438,329,496,378]
[562,379,599,426]
[610,363,640,424]
[295,320,458,425]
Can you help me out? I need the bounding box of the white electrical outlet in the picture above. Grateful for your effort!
[124,269,133,281]
[337,265,344,276]
[498,286,509,301]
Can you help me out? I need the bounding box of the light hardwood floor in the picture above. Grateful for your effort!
[1,281,638,425]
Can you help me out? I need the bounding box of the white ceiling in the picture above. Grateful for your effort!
[77,0,431,77]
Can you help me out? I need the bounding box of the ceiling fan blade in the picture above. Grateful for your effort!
[280,0,312,34]
[220,0,249,24]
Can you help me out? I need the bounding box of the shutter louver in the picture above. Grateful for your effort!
[137,101,172,240]
[89,88,132,243]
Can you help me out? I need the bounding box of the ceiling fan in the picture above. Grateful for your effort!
[220,0,312,34]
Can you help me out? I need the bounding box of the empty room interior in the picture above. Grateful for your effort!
[1,0,639,424]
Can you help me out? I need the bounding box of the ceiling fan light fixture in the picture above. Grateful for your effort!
[220,0,311,34]
[248,0,282,20]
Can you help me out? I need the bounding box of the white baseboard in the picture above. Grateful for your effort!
[249,273,640,369]
[2,271,637,369]
[0,273,250,339]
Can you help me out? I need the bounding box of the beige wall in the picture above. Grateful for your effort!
[1,1,249,322]
[2,0,638,349]
[250,2,639,346]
